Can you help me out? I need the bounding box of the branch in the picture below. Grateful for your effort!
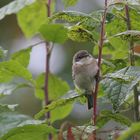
[44,0,52,139]
[92,0,108,139]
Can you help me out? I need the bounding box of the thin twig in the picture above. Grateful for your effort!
[44,0,52,139]
[92,0,108,139]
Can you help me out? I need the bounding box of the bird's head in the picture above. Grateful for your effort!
[73,50,92,63]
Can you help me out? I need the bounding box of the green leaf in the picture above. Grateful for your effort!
[68,25,94,42]
[106,14,126,37]
[129,6,140,30]
[101,66,140,111]
[17,1,47,37]
[0,0,36,20]
[0,60,33,83]
[35,92,83,119]
[118,123,140,140]
[97,110,132,128]
[101,59,127,75]
[35,73,70,100]
[107,37,128,59]
[62,0,79,8]
[11,47,32,67]
[51,11,99,26]
[48,73,70,99]
[112,30,140,41]
[0,105,31,137]
[0,124,57,140]
[39,23,68,43]
[51,103,72,122]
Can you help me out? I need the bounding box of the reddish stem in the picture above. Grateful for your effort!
[67,126,75,140]
[92,0,108,139]
[44,0,52,139]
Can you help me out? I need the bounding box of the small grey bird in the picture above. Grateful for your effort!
[72,50,99,109]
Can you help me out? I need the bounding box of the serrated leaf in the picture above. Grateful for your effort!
[39,23,68,43]
[118,123,140,140]
[51,11,99,32]
[62,0,79,8]
[35,73,70,100]
[68,25,94,42]
[51,11,98,23]
[97,110,132,128]
[101,66,140,111]
[11,47,32,67]
[0,124,57,140]
[0,60,33,83]
[0,0,36,20]
[129,6,140,30]
[35,91,83,119]
[112,30,140,41]
[17,1,47,37]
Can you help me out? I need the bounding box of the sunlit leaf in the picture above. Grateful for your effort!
[51,103,73,122]
[35,73,70,100]
[62,0,79,8]
[0,124,57,140]
[17,1,47,37]
[35,92,83,119]
[51,11,99,23]
[0,0,36,20]
[11,47,32,67]
[39,23,68,43]
[68,25,94,42]
[0,60,33,83]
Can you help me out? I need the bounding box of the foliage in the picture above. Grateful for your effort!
[117,123,140,140]
[0,0,140,139]
[0,124,57,140]
[39,23,68,43]
[96,110,132,128]
[17,1,47,37]
[101,66,140,111]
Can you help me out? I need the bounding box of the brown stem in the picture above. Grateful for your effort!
[45,42,51,119]
[124,4,139,121]
[44,0,52,139]
[92,0,108,139]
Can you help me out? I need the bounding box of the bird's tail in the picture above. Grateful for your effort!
[85,94,93,109]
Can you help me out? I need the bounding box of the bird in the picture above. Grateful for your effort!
[72,50,99,109]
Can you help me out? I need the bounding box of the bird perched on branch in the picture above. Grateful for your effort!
[72,50,99,109]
